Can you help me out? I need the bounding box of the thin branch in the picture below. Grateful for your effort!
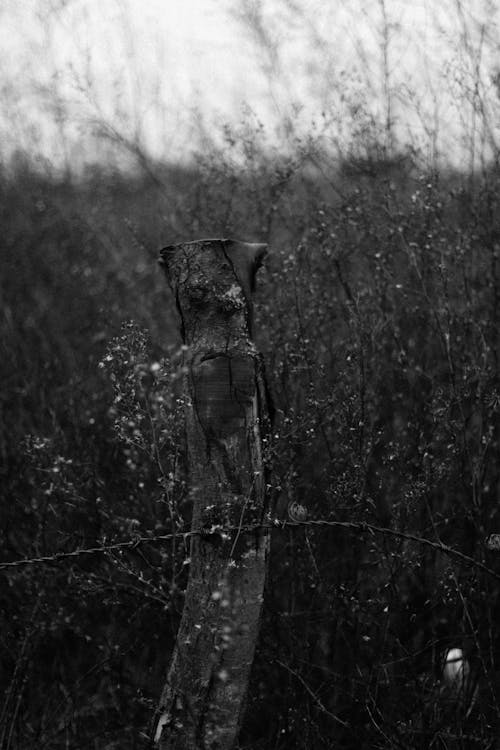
[275,658,349,727]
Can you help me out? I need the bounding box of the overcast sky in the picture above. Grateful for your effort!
[1,0,499,170]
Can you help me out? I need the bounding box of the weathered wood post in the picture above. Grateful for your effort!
[155,239,271,750]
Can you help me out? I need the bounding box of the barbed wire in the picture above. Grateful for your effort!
[1,517,499,580]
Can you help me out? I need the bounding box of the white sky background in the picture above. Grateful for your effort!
[1,0,500,171]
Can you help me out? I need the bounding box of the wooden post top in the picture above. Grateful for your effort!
[159,238,268,307]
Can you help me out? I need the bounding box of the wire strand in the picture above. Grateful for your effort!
[1,517,499,580]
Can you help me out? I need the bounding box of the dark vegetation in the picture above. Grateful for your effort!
[2,132,500,748]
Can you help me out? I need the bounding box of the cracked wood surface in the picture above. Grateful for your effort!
[155,239,270,750]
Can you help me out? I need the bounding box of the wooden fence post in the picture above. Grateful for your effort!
[155,238,271,749]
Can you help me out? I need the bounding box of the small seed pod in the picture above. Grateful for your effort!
[287,500,308,523]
